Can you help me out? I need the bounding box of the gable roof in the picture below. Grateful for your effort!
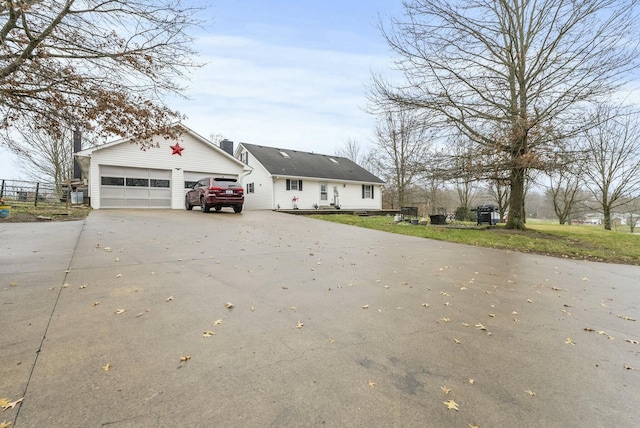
[240,143,384,184]
[76,122,246,168]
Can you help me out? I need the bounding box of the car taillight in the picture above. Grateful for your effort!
[209,187,222,192]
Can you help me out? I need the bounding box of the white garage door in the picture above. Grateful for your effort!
[100,166,171,208]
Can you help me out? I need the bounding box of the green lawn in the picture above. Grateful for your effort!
[307,214,640,266]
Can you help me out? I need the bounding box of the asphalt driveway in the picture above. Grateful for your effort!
[1,209,639,427]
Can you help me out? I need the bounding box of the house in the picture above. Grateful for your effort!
[237,143,384,210]
[75,123,248,209]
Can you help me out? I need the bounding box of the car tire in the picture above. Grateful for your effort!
[233,205,243,213]
[185,196,193,211]
[200,198,211,213]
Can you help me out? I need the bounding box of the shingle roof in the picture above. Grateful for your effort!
[241,143,384,183]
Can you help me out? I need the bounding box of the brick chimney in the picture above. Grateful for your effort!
[220,139,233,155]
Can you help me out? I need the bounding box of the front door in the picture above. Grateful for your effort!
[320,183,329,206]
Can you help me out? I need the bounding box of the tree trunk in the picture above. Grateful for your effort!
[506,167,527,230]
[603,205,612,230]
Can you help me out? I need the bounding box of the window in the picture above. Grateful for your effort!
[150,179,170,188]
[320,183,328,201]
[126,178,149,187]
[184,180,197,189]
[247,182,255,193]
[362,184,374,199]
[101,177,124,186]
[286,179,303,191]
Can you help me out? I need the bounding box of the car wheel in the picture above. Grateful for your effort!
[185,196,193,211]
[214,206,222,212]
[233,205,243,213]
[200,198,210,213]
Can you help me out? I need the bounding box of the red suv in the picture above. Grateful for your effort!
[185,177,244,213]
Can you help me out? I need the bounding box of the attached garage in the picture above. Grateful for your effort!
[100,166,172,208]
[75,123,249,210]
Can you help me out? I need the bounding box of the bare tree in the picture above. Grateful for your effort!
[3,124,73,194]
[622,196,640,233]
[372,108,432,208]
[486,179,510,222]
[451,139,480,220]
[335,138,365,164]
[0,0,202,147]
[546,147,588,224]
[370,0,640,230]
[582,105,640,230]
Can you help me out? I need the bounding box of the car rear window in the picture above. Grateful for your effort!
[212,178,240,188]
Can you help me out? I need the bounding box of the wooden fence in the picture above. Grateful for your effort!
[0,179,62,207]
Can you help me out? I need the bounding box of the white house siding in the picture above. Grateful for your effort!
[237,147,274,210]
[84,131,244,209]
[272,178,382,210]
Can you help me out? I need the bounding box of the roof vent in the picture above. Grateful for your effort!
[329,158,339,164]
[279,151,290,158]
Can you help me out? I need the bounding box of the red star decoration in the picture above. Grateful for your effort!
[170,143,184,156]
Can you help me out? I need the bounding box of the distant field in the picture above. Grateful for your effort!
[308,214,640,266]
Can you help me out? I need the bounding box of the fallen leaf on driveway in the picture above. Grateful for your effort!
[213,319,223,326]
[1,397,23,411]
[421,303,430,308]
[468,378,475,384]
[116,274,122,278]
[165,296,174,302]
[180,355,191,362]
[368,380,376,388]
[92,302,100,306]
[0,420,12,428]
[624,364,637,370]
[203,331,215,338]
[296,321,304,329]
[525,390,536,396]
[103,363,110,371]
[440,386,451,395]
[443,399,458,410]
[625,339,639,345]
[114,309,126,314]
[618,315,636,321]
[362,304,369,309]
[225,302,234,309]
[565,338,575,345]
[475,323,487,330]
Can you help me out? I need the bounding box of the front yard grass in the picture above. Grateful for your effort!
[0,201,91,223]
[308,214,640,266]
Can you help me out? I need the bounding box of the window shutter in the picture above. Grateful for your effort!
[286,179,291,190]
[371,186,374,199]
[362,185,365,199]
[298,180,303,191]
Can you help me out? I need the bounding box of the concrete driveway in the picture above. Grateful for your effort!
[1,209,639,427]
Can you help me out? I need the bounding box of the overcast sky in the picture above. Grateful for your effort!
[0,0,404,181]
